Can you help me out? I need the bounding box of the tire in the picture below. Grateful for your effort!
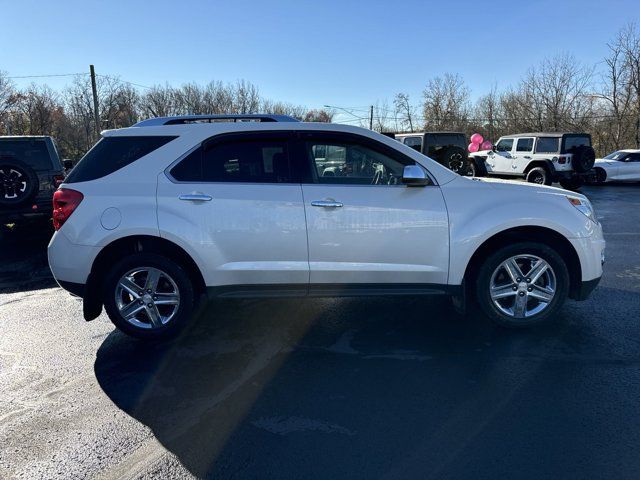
[0,158,39,206]
[526,166,551,185]
[464,161,476,177]
[594,167,607,184]
[559,177,583,191]
[475,242,569,328]
[570,146,596,173]
[103,253,196,340]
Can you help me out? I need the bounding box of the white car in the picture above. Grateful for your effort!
[48,114,605,340]
[593,150,640,183]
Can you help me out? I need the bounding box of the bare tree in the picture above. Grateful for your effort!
[303,109,334,122]
[619,23,640,147]
[393,93,416,132]
[422,73,470,131]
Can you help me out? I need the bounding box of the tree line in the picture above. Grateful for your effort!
[1,23,639,159]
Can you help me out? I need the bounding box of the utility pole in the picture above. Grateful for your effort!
[90,65,100,137]
[369,105,373,130]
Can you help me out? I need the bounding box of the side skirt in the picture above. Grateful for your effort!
[206,283,461,299]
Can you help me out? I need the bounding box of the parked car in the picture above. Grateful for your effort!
[394,132,473,175]
[0,136,70,227]
[469,132,597,190]
[592,149,640,183]
[48,114,605,340]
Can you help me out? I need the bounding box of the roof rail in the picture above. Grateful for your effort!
[133,114,300,127]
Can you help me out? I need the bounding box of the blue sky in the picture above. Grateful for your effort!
[1,0,638,121]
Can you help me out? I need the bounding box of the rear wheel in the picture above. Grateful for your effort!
[103,253,195,340]
[475,242,569,328]
[526,166,551,185]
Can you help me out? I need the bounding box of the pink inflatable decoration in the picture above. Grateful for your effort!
[468,142,479,153]
[480,140,493,151]
[470,133,484,145]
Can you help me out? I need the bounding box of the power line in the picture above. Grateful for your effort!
[7,73,88,79]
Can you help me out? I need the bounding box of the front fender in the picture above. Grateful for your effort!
[441,177,597,284]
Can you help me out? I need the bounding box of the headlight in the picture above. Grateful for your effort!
[566,196,596,223]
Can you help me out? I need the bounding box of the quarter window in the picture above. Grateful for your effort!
[516,138,534,152]
[306,141,410,185]
[535,137,560,154]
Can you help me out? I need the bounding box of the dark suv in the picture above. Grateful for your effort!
[394,132,473,175]
[0,136,68,226]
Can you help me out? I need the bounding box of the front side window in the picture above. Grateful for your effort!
[627,153,640,162]
[516,138,534,152]
[403,136,423,152]
[535,137,560,154]
[307,140,410,185]
[495,138,514,152]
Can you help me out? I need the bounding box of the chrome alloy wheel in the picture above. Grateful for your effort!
[115,267,180,329]
[489,255,556,319]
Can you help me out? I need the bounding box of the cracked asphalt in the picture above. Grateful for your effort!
[1,184,640,479]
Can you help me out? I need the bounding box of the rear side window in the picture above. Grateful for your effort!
[65,136,176,183]
[203,139,291,183]
[516,138,534,152]
[0,139,52,170]
[535,137,560,153]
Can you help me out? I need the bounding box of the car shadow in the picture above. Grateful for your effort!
[92,289,623,479]
[0,222,56,293]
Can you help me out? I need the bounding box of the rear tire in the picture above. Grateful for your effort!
[526,166,552,185]
[103,253,195,340]
[475,242,569,328]
[594,167,607,184]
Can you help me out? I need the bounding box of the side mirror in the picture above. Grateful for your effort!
[63,159,74,170]
[492,145,497,152]
[401,165,430,186]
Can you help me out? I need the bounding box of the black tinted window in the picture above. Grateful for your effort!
[516,138,534,152]
[202,139,291,183]
[496,139,514,152]
[563,135,591,151]
[66,136,176,183]
[170,148,203,181]
[535,137,559,153]
[0,139,53,170]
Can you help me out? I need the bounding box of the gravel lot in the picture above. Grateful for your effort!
[1,184,639,479]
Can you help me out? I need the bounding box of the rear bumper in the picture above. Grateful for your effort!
[47,230,100,285]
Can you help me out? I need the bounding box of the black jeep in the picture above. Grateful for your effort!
[0,136,70,228]
[394,132,473,175]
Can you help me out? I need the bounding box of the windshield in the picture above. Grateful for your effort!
[604,151,627,160]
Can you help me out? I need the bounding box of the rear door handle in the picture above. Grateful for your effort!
[311,200,343,208]
[179,193,212,202]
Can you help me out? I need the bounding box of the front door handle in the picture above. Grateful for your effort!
[179,193,212,202]
[311,200,343,208]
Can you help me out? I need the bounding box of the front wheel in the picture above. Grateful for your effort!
[103,253,196,340]
[475,242,569,328]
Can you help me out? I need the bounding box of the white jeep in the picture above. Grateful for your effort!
[469,132,596,190]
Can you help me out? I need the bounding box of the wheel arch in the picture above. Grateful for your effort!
[462,226,582,300]
[83,235,206,320]
[524,159,555,176]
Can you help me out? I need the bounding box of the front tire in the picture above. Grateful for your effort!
[475,242,569,328]
[103,253,195,340]
[594,167,607,184]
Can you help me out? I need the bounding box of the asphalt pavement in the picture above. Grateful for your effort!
[1,184,640,479]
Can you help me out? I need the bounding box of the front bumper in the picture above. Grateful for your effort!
[573,276,602,301]
[568,221,605,301]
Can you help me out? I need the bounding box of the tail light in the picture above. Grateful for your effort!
[52,188,83,230]
[558,155,568,164]
[53,174,65,188]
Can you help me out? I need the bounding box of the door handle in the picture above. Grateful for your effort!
[179,193,212,202]
[523,156,532,159]
[311,200,343,208]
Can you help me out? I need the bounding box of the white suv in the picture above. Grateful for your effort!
[48,115,605,339]
[469,132,597,190]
